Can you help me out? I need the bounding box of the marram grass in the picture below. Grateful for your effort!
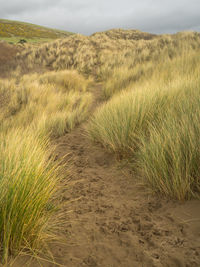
[0,69,92,262]
[0,70,92,137]
[88,84,178,154]
[1,28,200,265]
[88,57,200,200]
[135,81,200,200]
[0,129,59,263]
[0,69,92,263]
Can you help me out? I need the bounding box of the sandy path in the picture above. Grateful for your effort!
[11,84,200,267]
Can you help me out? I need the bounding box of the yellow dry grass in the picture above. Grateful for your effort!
[88,32,200,200]
[0,69,92,263]
[1,28,200,263]
[0,70,92,137]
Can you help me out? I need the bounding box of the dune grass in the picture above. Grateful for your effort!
[0,129,59,264]
[135,78,200,200]
[88,82,179,154]
[100,33,200,99]
[14,29,200,82]
[14,29,159,75]
[0,70,92,137]
[88,46,200,200]
[0,69,92,263]
[1,27,200,263]
[38,70,90,92]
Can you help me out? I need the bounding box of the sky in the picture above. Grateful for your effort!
[1,0,200,35]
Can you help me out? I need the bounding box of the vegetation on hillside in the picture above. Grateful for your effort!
[14,30,199,77]
[14,29,159,73]
[0,19,73,43]
[13,29,200,200]
[0,129,59,263]
[1,27,200,263]
[0,69,92,263]
[88,31,200,200]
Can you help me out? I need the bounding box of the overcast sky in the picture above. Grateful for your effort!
[1,0,200,35]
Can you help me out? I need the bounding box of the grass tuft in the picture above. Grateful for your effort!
[0,129,59,263]
[88,49,200,200]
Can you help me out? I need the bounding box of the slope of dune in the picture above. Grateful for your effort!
[0,25,200,266]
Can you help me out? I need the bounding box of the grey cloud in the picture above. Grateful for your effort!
[0,0,60,16]
[1,0,200,34]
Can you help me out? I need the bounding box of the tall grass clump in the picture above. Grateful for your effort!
[36,90,92,138]
[88,51,200,199]
[0,129,59,263]
[0,70,92,137]
[38,70,90,92]
[136,80,200,200]
[88,85,179,155]
[100,34,200,99]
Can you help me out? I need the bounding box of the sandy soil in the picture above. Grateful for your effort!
[10,85,200,267]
